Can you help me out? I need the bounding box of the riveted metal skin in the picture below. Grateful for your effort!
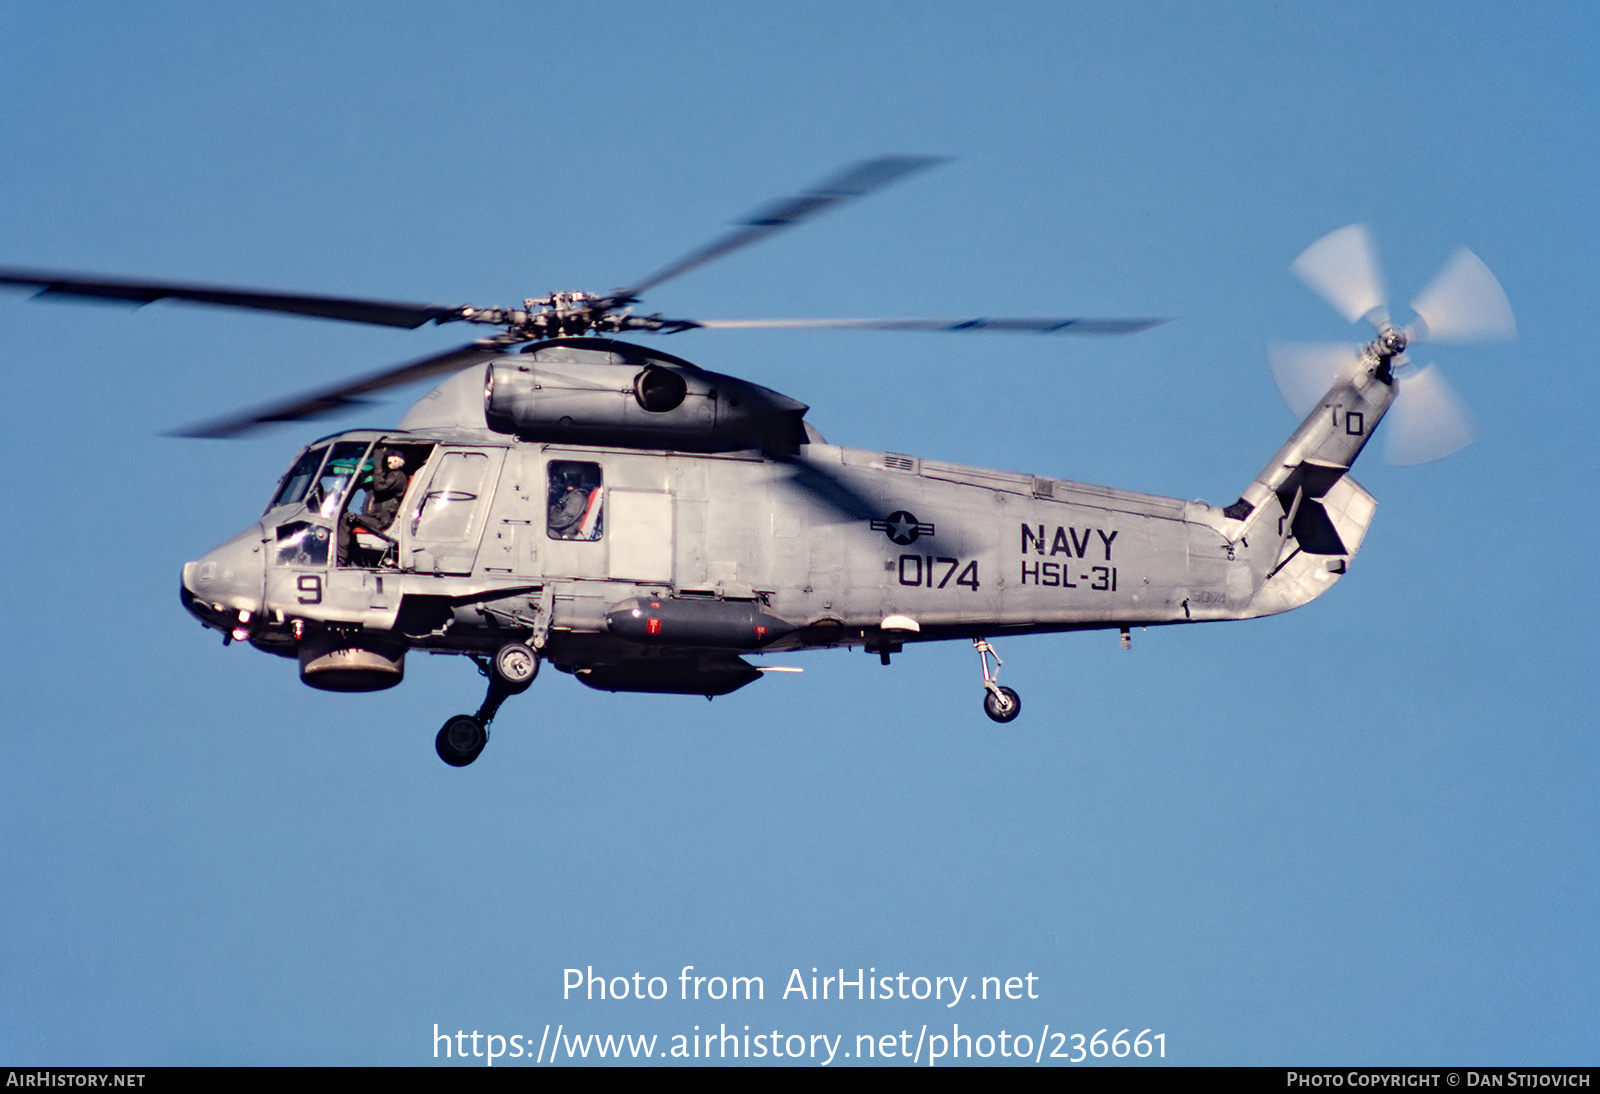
[180,334,1394,705]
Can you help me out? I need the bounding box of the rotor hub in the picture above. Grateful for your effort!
[450,290,691,341]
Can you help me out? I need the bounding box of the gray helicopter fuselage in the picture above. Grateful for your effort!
[3,164,1499,756]
[179,337,1398,696]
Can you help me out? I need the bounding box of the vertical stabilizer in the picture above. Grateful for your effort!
[1223,343,1398,617]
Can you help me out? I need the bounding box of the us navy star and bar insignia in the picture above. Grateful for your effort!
[871,510,935,545]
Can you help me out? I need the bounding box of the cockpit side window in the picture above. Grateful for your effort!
[268,446,327,511]
[547,460,603,541]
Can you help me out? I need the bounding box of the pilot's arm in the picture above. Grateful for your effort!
[362,453,410,531]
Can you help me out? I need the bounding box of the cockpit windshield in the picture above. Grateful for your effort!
[269,446,327,511]
[306,441,373,520]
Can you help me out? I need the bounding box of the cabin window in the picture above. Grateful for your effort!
[547,460,603,541]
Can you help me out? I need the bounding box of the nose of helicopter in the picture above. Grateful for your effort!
[180,524,267,631]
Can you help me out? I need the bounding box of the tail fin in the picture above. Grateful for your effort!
[1223,348,1397,618]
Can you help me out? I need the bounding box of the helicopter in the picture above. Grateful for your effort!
[0,158,1514,767]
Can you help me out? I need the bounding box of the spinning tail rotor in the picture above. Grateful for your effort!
[1269,224,1514,465]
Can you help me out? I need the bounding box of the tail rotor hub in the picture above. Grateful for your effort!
[1376,326,1408,358]
[1279,223,1515,465]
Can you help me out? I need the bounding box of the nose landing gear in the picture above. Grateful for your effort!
[434,642,541,767]
[974,638,1021,723]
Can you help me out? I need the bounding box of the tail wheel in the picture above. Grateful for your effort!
[983,685,1021,724]
[436,715,487,766]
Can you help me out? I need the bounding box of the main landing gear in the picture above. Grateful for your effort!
[974,638,1021,723]
[435,642,540,767]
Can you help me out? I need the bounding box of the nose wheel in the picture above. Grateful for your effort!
[434,642,541,766]
[974,638,1022,723]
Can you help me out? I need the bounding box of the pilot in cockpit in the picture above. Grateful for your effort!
[340,448,410,564]
[363,448,410,532]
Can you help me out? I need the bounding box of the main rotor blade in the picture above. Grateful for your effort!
[171,341,505,438]
[678,316,1168,335]
[1290,224,1388,327]
[0,267,463,329]
[1385,364,1476,465]
[611,156,947,302]
[1267,342,1362,417]
[1409,247,1515,343]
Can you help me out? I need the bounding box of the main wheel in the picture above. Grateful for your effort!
[492,642,540,692]
[436,715,487,766]
[983,685,1021,723]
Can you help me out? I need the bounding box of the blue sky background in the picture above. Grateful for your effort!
[2,1,1596,1066]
